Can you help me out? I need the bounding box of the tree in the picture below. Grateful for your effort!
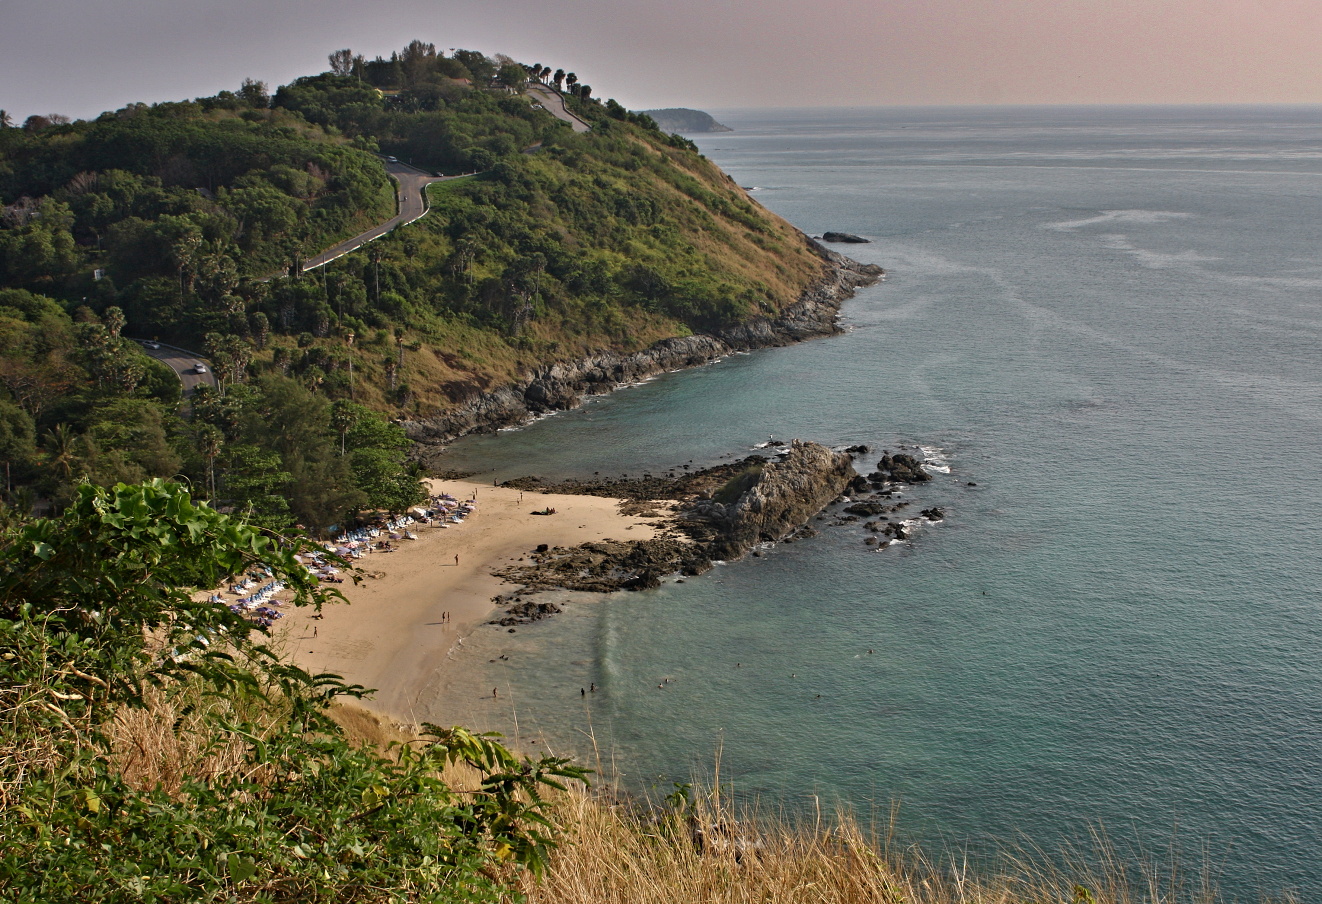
[238,77,270,108]
[250,310,270,349]
[400,39,438,87]
[220,442,293,528]
[497,62,529,92]
[330,399,363,456]
[553,68,565,91]
[195,422,223,501]
[0,109,11,128]
[328,48,355,76]
[204,332,253,388]
[41,423,84,484]
[565,72,578,93]
[0,199,80,286]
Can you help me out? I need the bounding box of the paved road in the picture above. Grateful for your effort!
[136,342,218,396]
[300,161,460,272]
[525,83,592,133]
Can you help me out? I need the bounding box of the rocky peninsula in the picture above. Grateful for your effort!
[484,442,939,625]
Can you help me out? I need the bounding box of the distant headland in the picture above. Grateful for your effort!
[641,107,733,133]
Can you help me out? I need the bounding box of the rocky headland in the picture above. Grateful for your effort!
[485,441,941,625]
[403,250,883,458]
[640,108,734,134]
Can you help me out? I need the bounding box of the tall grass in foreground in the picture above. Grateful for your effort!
[521,784,1275,904]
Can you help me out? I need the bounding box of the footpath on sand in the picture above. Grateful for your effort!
[280,477,662,722]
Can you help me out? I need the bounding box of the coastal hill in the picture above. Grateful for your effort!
[640,107,734,133]
[0,41,877,526]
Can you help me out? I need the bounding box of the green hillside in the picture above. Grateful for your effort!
[0,42,834,527]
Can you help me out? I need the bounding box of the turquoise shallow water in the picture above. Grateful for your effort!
[437,107,1322,900]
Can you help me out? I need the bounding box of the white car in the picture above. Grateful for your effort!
[385,156,398,163]
[193,363,208,374]
[142,340,161,350]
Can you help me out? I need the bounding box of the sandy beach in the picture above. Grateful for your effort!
[279,478,661,723]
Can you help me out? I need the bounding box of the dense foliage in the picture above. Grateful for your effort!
[0,43,826,521]
[0,480,585,902]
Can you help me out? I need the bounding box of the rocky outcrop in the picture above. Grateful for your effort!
[488,596,563,626]
[494,537,714,596]
[403,252,883,451]
[493,440,859,595]
[683,440,857,559]
[821,232,871,244]
[872,452,932,484]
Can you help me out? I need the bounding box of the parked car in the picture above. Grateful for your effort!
[193,363,208,374]
[142,340,161,349]
[385,156,398,163]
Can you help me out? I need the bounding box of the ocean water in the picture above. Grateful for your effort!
[435,107,1322,900]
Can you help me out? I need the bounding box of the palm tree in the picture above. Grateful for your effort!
[195,424,223,501]
[330,401,360,456]
[0,110,12,129]
[42,424,80,481]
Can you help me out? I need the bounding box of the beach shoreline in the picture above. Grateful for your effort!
[278,478,664,725]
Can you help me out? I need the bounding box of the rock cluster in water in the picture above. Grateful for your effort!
[484,441,953,623]
[872,452,932,484]
[489,441,857,607]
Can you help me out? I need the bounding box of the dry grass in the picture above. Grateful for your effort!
[86,693,1291,904]
[324,710,1271,904]
[107,679,290,795]
[521,787,1271,904]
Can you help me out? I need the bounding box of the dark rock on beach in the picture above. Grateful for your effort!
[821,232,871,244]
[489,598,563,626]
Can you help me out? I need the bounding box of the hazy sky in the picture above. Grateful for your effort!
[4,0,1321,121]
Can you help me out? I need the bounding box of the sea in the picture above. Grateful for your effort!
[434,107,1322,901]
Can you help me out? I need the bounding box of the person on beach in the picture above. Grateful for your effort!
[454,554,459,566]
[493,688,498,699]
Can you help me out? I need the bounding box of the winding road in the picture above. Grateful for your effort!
[300,161,462,272]
[290,88,589,275]
[136,343,218,396]
[525,83,592,133]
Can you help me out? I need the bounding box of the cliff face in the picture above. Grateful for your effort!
[687,440,857,559]
[405,251,882,451]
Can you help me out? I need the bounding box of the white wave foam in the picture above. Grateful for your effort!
[918,445,952,474]
[1044,209,1193,231]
